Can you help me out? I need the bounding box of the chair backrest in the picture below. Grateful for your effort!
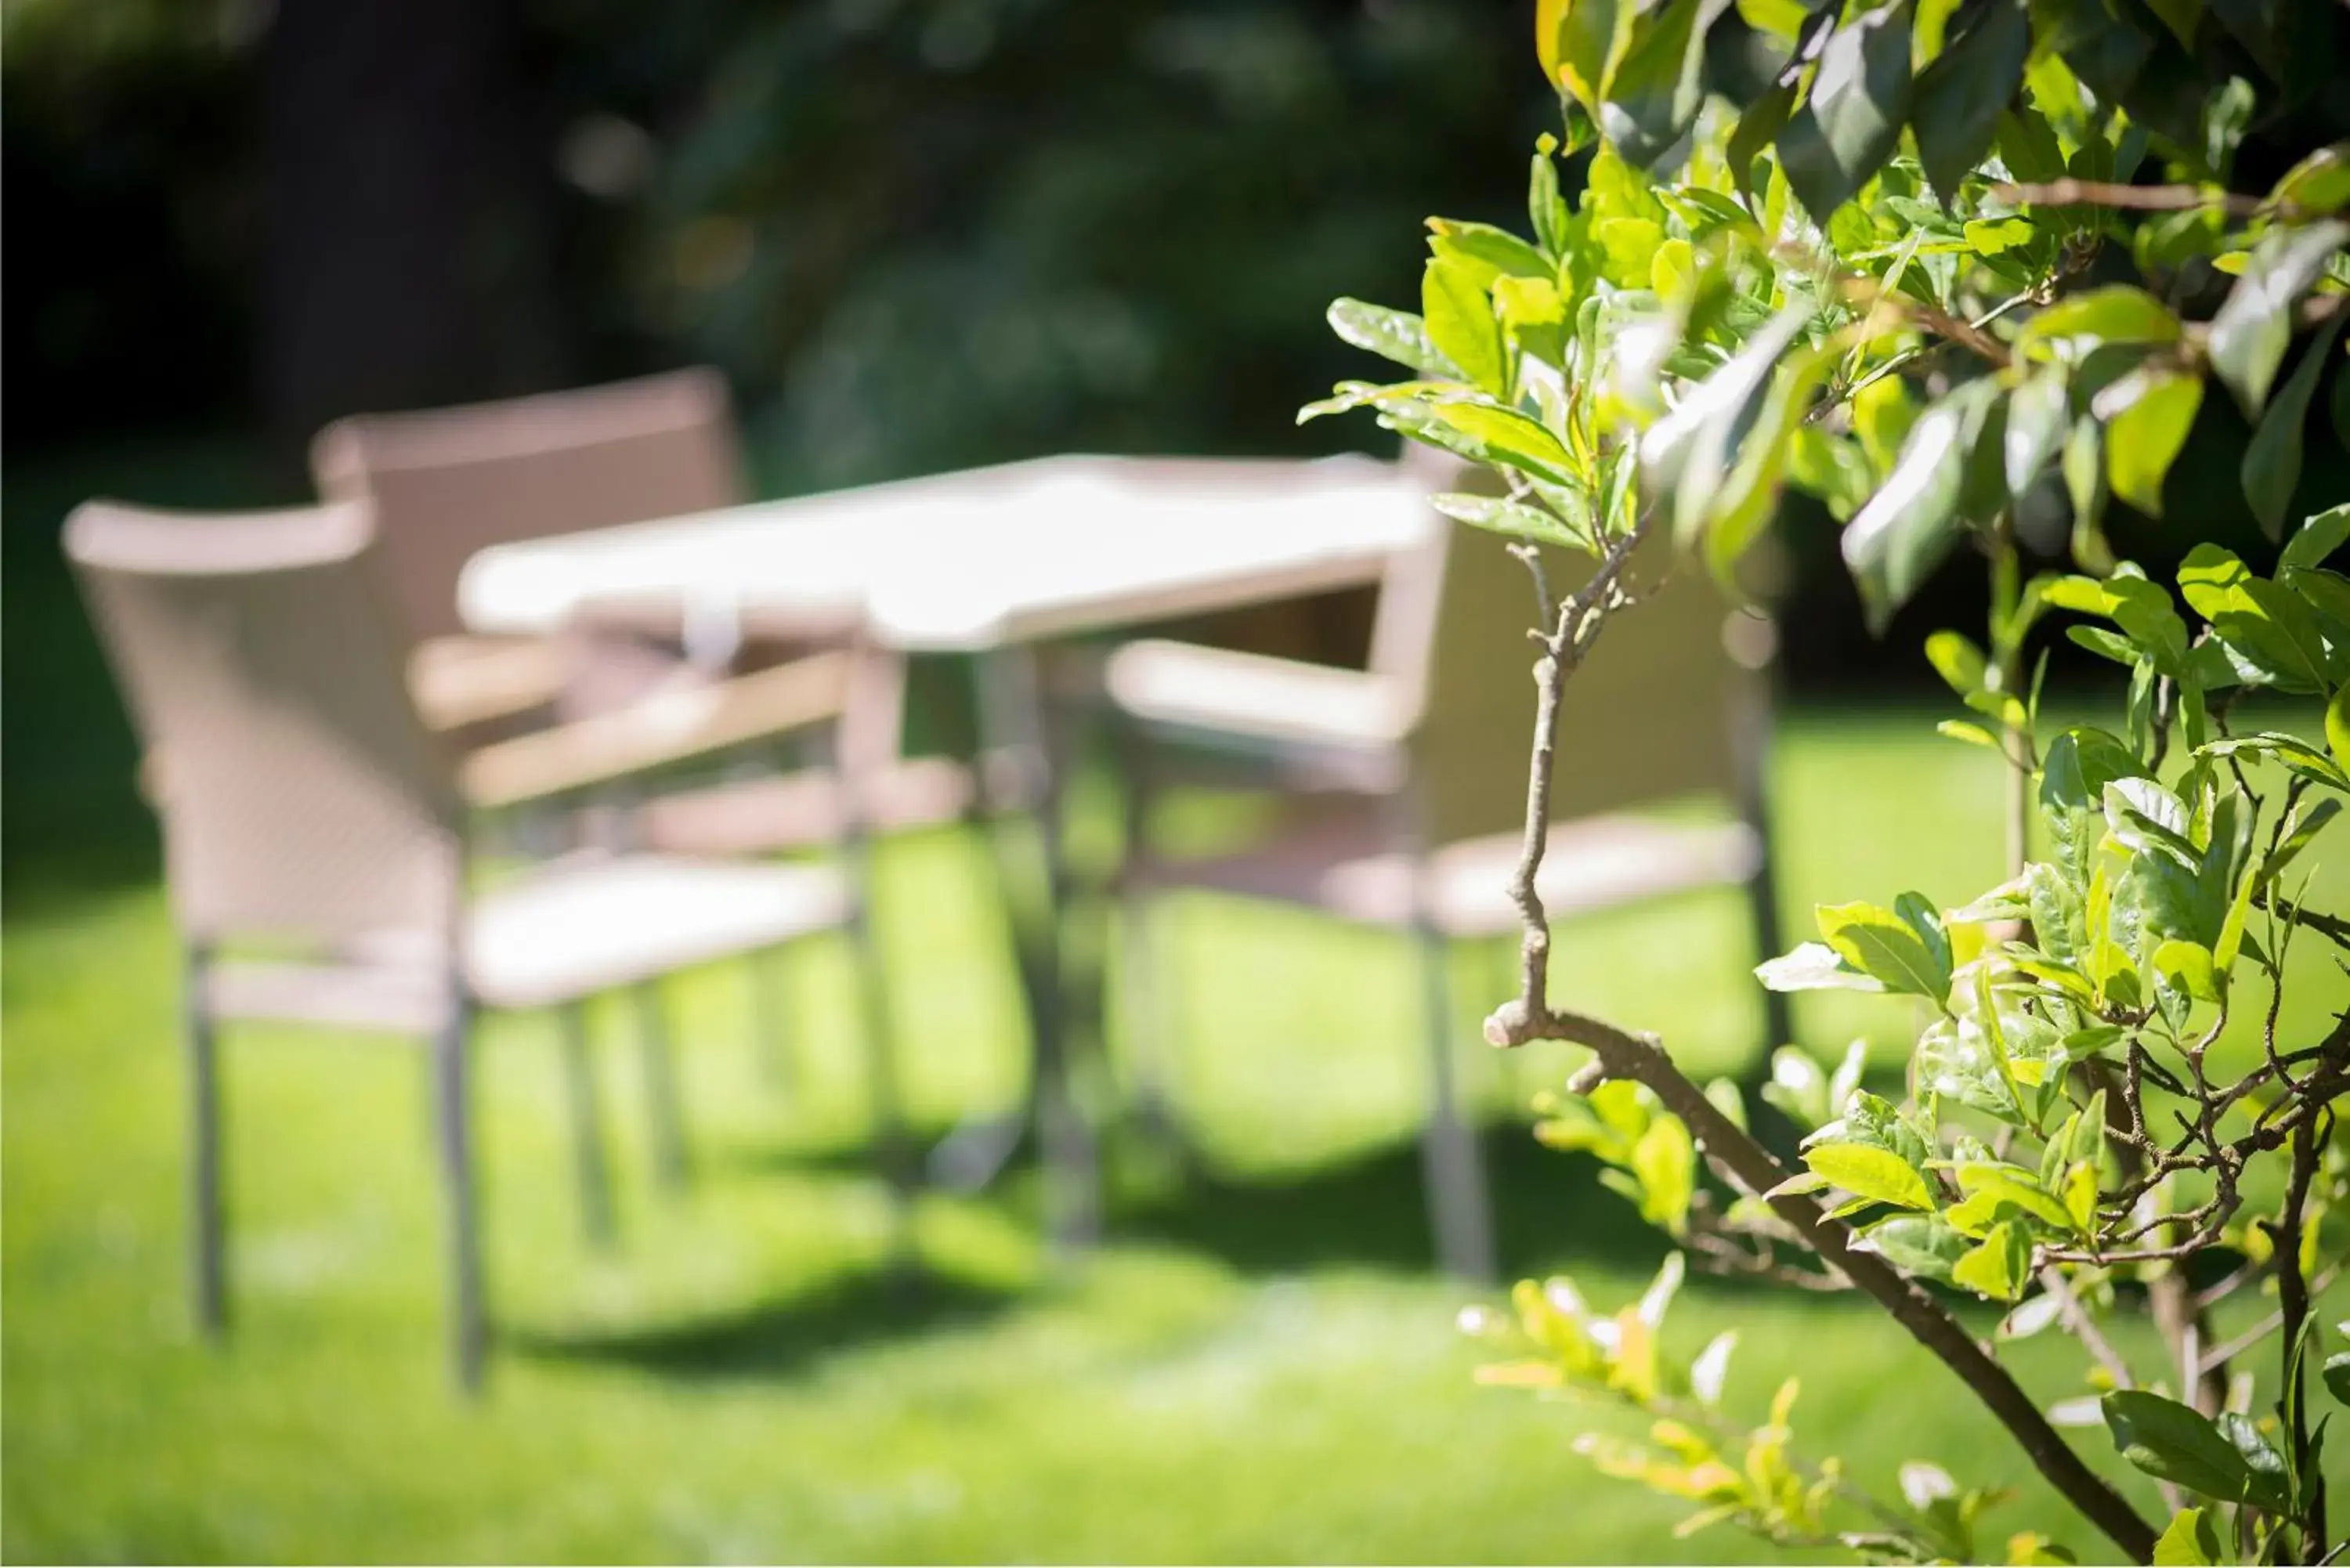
[67,500,465,947]
[310,367,747,643]
[1370,450,1756,847]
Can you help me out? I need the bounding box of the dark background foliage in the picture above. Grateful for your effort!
[5,0,2344,691]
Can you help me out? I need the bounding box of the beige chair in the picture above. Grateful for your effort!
[310,368,971,832]
[1101,454,1786,1281]
[67,498,910,1390]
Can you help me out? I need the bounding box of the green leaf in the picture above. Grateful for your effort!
[1924,630,1988,695]
[1728,79,1796,211]
[1529,141,1571,259]
[1803,1142,1934,1211]
[1776,0,1914,222]
[2207,220,2350,417]
[1909,0,2028,204]
[1422,257,1506,399]
[1817,901,1953,1000]
[1426,220,1553,288]
[2016,286,2181,363]
[1842,378,1997,630]
[2102,1390,2258,1504]
[1326,299,1462,379]
[1642,305,1813,522]
[2282,502,2350,573]
[1755,940,1886,993]
[2273,143,2350,217]
[2330,685,2350,779]
[2214,1411,2290,1512]
[2243,316,2346,540]
[1430,491,1593,553]
[1950,1220,2030,1301]
[2323,1349,2350,1407]
[2150,1507,2222,1566]
[2062,417,2113,572]
[1599,0,1734,168]
[2102,367,2202,518]
[2152,938,2220,1003]
[2179,544,2334,693]
[2005,367,2069,499]
[1857,1214,1971,1280]
[1952,1166,2073,1233]
[1379,396,1583,491]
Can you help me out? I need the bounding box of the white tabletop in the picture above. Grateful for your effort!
[457,452,1434,653]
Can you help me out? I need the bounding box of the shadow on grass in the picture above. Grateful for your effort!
[504,1262,1021,1381]
[728,1119,1679,1284]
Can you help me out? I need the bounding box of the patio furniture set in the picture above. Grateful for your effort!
[67,368,1788,1390]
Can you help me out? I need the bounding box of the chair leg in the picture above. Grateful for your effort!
[185,947,227,1339]
[433,1001,487,1394]
[557,1003,616,1247]
[845,848,920,1271]
[1415,924,1497,1283]
[630,980,692,1192]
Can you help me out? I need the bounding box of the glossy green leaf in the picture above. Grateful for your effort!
[2102,367,2202,518]
[2273,143,2350,216]
[1803,1142,1934,1211]
[1326,300,1462,379]
[2207,219,2350,417]
[2063,417,2113,572]
[2102,1390,2258,1504]
[1842,378,1998,630]
[1909,0,2027,204]
[2243,316,2345,540]
[1379,396,1582,491]
[1858,1214,1971,1280]
[1776,0,1914,222]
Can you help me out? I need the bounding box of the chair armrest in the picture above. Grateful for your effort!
[409,635,571,732]
[1102,639,1415,756]
[459,650,851,811]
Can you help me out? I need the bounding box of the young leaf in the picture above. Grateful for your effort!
[2102,1391,2257,1504]
[1950,1219,2030,1301]
[1776,0,1915,222]
[2150,1507,2222,1566]
[1430,491,1593,553]
[2207,219,2350,417]
[2242,316,2345,540]
[1802,1142,1934,1211]
[1422,256,1506,399]
[2101,367,2202,518]
[1599,0,1734,168]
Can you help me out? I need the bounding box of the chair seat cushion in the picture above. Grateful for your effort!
[205,852,851,1029]
[1142,797,1759,938]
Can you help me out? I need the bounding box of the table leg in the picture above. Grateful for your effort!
[927,645,1100,1255]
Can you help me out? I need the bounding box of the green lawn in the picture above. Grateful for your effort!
[3,439,2342,1563]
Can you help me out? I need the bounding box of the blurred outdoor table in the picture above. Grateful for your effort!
[457,451,1434,1250]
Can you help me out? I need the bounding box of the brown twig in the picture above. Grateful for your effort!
[1990,179,2270,218]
